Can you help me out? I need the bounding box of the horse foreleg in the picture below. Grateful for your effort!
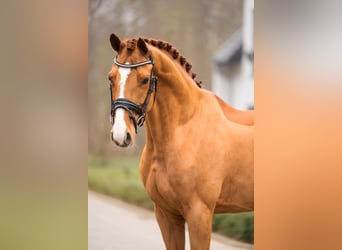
[155,205,185,250]
[186,202,213,250]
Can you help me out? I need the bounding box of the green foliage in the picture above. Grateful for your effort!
[88,156,254,243]
[88,156,154,210]
[212,213,254,243]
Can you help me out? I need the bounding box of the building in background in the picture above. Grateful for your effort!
[212,0,254,110]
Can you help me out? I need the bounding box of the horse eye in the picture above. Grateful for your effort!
[141,77,149,85]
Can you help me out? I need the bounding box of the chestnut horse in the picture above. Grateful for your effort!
[108,33,254,250]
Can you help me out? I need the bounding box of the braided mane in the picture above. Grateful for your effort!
[125,38,203,88]
[126,38,137,52]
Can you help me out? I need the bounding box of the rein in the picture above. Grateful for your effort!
[110,52,158,134]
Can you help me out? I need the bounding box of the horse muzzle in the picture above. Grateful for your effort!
[111,107,135,147]
[112,130,132,147]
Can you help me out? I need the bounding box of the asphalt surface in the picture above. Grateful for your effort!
[88,191,253,250]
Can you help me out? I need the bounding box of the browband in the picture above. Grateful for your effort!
[113,56,153,68]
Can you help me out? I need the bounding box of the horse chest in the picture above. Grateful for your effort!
[143,162,182,211]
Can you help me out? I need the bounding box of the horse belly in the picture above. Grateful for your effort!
[214,174,254,213]
[214,199,253,213]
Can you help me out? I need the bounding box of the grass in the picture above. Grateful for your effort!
[88,156,154,210]
[88,156,254,243]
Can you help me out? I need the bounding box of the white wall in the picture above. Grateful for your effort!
[212,0,254,110]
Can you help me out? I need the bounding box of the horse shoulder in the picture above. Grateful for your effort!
[139,146,154,187]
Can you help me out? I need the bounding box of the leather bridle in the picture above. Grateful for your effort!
[110,52,158,134]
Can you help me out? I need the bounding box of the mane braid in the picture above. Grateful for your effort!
[127,39,137,52]
[142,38,203,88]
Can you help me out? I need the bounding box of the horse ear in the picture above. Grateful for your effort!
[110,33,121,52]
[137,38,148,55]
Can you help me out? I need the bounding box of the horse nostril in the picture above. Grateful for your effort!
[125,132,132,145]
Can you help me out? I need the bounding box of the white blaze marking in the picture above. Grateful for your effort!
[112,64,131,144]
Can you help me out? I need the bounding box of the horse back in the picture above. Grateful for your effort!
[202,90,254,126]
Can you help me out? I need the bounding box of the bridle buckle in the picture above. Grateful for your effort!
[137,114,146,127]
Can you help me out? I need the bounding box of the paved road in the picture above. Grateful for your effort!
[88,191,253,250]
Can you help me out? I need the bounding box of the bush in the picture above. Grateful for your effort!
[212,213,254,243]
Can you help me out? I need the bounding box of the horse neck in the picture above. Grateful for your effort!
[145,48,201,150]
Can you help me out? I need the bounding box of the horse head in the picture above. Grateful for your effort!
[108,33,157,147]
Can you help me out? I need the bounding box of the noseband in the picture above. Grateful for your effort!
[110,52,158,134]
